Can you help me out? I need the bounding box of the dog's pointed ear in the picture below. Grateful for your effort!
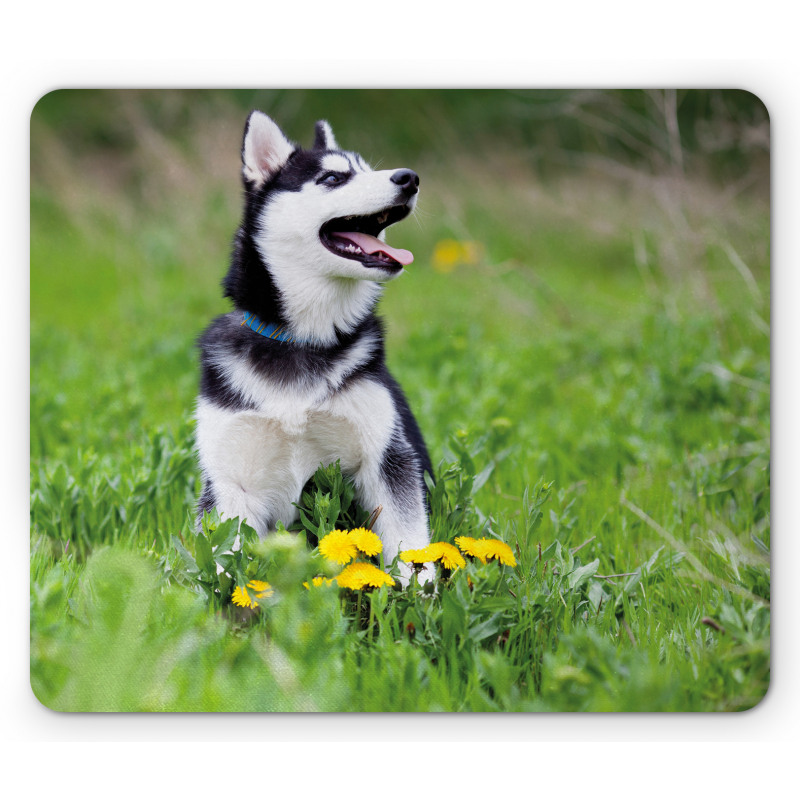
[312,120,338,151]
[241,111,295,187]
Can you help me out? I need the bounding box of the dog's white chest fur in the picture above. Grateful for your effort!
[195,361,396,535]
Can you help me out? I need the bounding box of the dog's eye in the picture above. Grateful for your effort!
[318,172,346,186]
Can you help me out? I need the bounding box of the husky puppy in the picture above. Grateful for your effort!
[195,111,433,583]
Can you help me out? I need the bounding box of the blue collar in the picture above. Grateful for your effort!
[241,311,301,343]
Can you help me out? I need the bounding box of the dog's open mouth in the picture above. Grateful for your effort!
[320,204,414,270]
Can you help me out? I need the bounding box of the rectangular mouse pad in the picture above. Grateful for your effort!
[30,89,770,712]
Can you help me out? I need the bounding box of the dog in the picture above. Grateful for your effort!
[194,111,434,584]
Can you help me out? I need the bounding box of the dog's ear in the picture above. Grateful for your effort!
[312,120,339,151]
[241,111,295,187]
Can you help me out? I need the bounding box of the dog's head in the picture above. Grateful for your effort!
[241,111,419,284]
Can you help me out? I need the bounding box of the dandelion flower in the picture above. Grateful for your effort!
[431,239,483,274]
[247,579,274,598]
[231,585,256,609]
[455,536,488,563]
[348,527,383,557]
[319,529,357,565]
[456,536,516,567]
[427,541,466,570]
[303,576,334,589]
[335,562,395,591]
[479,539,517,567]
[400,546,434,564]
[232,580,274,609]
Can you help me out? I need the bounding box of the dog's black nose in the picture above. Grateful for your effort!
[391,169,420,196]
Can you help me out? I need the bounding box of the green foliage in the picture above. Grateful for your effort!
[31,421,199,560]
[30,90,770,712]
[292,460,372,546]
[165,510,259,606]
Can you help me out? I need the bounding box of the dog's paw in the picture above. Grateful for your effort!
[396,560,436,591]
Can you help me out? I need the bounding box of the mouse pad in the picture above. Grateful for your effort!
[30,89,770,711]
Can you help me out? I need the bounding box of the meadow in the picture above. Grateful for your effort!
[29,89,770,712]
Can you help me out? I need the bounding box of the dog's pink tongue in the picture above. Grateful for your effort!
[333,231,414,265]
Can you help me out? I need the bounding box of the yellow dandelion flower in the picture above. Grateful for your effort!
[400,546,434,564]
[319,529,357,565]
[456,536,517,567]
[455,536,489,563]
[432,239,462,274]
[427,541,466,570]
[303,576,334,589]
[247,579,274,598]
[431,239,484,274]
[231,585,257,609]
[335,562,395,591]
[348,527,383,557]
[478,539,517,567]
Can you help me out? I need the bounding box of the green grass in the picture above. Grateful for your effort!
[30,90,770,712]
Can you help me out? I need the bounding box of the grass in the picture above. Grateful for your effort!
[29,89,770,712]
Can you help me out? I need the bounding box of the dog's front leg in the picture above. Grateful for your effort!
[329,378,434,586]
[353,441,434,587]
[197,478,272,575]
